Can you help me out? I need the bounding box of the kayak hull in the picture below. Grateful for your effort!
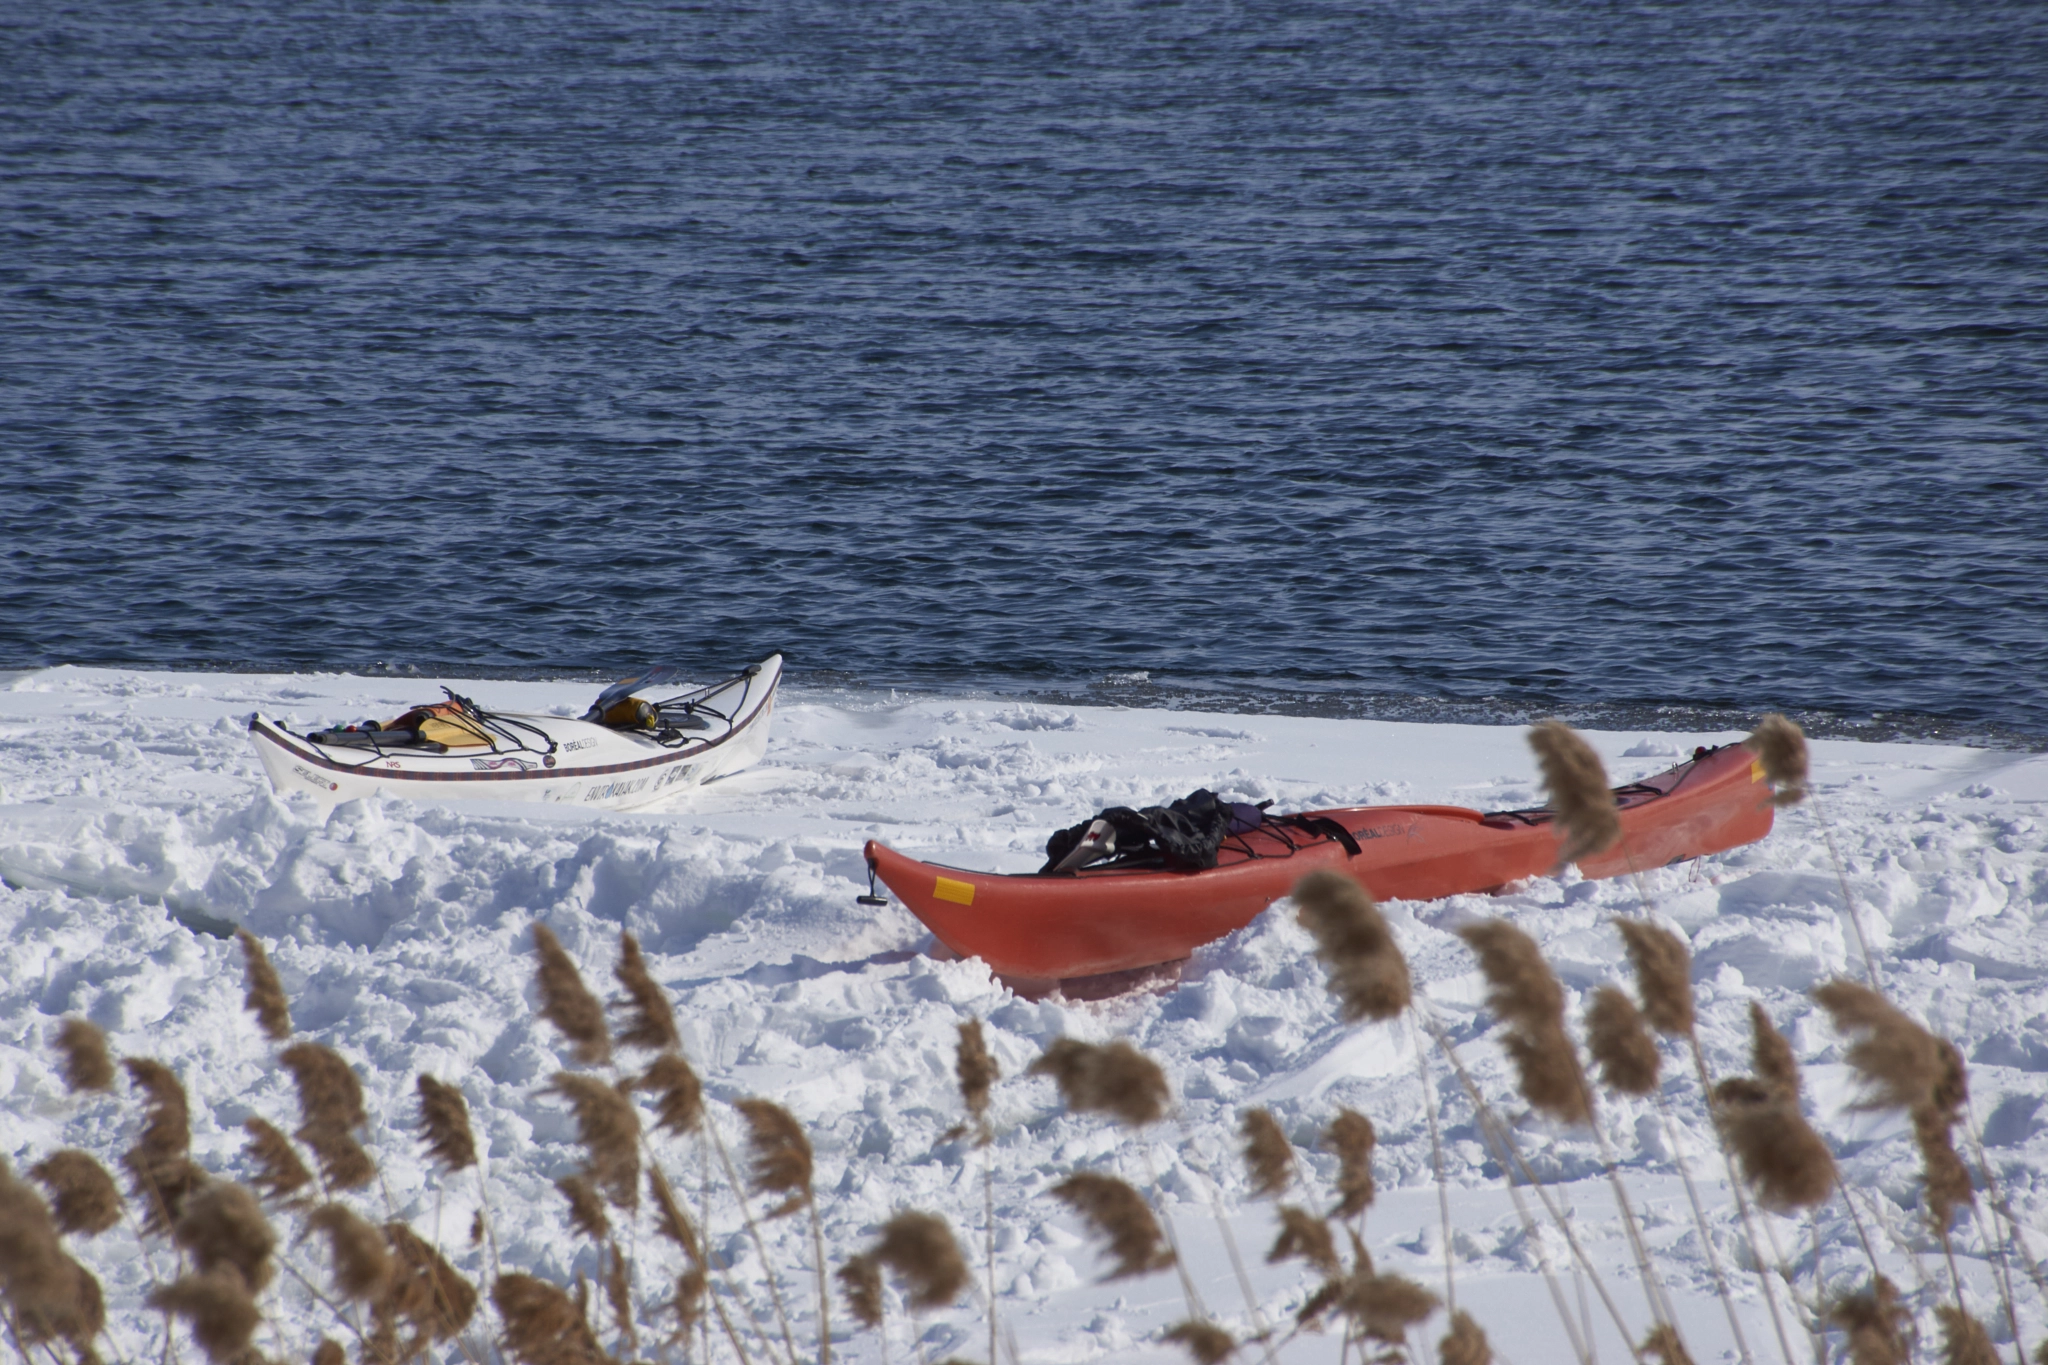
[249,656,780,811]
[867,742,1773,981]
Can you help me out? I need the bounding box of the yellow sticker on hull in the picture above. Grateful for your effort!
[1750,758,1766,782]
[933,876,976,906]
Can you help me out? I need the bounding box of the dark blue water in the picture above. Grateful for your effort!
[5,1,2046,743]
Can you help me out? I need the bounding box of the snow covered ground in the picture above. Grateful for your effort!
[3,665,2047,1365]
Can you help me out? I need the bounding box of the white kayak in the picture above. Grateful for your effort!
[248,655,781,811]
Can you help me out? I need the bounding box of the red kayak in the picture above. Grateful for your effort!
[865,742,1773,984]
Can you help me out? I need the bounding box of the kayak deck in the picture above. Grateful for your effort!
[866,742,1773,982]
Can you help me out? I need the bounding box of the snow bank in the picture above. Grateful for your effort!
[2,666,2045,1363]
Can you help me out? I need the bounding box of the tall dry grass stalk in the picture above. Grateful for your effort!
[1049,1172,1175,1279]
[1813,977,2004,1334]
[1030,1038,1170,1127]
[236,928,293,1042]
[1292,870,1411,1022]
[1751,713,1884,998]
[1459,920,1686,1352]
[612,931,680,1054]
[954,1018,1000,1365]
[532,924,611,1068]
[55,1018,115,1095]
[734,1098,825,1363]
[1615,919,1783,1365]
[1528,719,1621,866]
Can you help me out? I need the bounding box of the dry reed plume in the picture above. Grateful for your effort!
[241,1117,315,1202]
[1162,1319,1237,1363]
[148,1266,258,1362]
[838,1254,884,1328]
[1050,1172,1176,1279]
[1458,920,1591,1125]
[281,1041,377,1189]
[309,1201,394,1301]
[172,1180,276,1291]
[647,1168,701,1260]
[1268,1206,1339,1277]
[1030,1037,1170,1127]
[1614,920,1695,1037]
[955,1018,999,1135]
[1813,979,1945,1113]
[55,1018,114,1094]
[734,1097,813,1217]
[416,1075,478,1173]
[612,931,679,1053]
[1814,978,1978,1228]
[1528,719,1621,864]
[863,1210,970,1310]
[1640,1322,1698,1365]
[1339,1270,1439,1344]
[1935,1305,1999,1365]
[1292,870,1411,1022]
[301,1123,378,1192]
[1325,1108,1377,1219]
[1747,1001,1801,1098]
[122,1057,203,1233]
[280,1042,367,1133]
[532,923,612,1067]
[635,1053,704,1136]
[671,1266,708,1339]
[555,1173,611,1243]
[1239,1108,1292,1199]
[29,1151,122,1237]
[1829,1276,1911,1365]
[603,1240,638,1356]
[0,1159,107,1354]
[548,1074,641,1211]
[236,927,293,1041]
[379,1222,479,1351]
[494,1271,607,1365]
[1746,713,1810,806]
[1709,1078,1835,1213]
[1586,986,1661,1096]
[1440,1309,1492,1365]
